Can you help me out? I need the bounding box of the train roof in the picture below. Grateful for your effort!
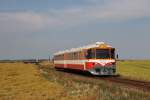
[54,42,112,55]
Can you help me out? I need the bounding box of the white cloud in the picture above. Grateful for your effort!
[48,0,150,27]
[92,0,150,20]
[65,0,150,21]
[0,12,60,34]
[0,13,40,35]
[0,0,150,35]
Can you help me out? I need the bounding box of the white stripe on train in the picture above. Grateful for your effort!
[54,59,115,70]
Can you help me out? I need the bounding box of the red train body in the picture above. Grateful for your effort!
[53,42,116,75]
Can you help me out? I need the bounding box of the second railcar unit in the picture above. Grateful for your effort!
[53,42,116,75]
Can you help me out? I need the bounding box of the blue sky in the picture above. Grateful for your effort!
[0,0,150,59]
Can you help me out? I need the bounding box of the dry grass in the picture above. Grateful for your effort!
[0,62,100,100]
[0,63,64,100]
[39,61,150,100]
[0,62,150,100]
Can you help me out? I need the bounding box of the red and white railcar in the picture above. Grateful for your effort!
[53,42,116,75]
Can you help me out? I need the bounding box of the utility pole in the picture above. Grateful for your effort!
[49,56,51,62]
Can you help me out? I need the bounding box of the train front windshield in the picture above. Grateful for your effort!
[96,49,114,59]
[86,49,115,59]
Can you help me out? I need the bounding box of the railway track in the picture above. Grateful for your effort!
[36,64,150,92]
[95,76,150,91]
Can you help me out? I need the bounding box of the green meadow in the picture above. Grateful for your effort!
[117,60,150,81]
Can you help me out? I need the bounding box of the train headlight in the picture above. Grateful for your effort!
[86,62,95,69]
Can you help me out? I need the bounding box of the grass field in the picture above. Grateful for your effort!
[117,60,150,81]
[39,61,150,100]
[0,63,64,100]
[0,62,150,100]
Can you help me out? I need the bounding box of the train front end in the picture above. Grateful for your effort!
[86,59,116,75]
[85,43,116,75]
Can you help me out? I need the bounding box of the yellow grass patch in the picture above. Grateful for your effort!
[0,63,64,100]
[40,61,54,69]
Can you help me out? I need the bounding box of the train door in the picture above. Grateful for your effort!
[64,54,67,68]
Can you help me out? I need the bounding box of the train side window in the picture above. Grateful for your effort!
[73,52,75,59]
[86,49,92,59]
[69,53,71,60]
[74,52,78,60]
[111,49,115,59]
[71,53,74,60]
[79,51,83,59]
